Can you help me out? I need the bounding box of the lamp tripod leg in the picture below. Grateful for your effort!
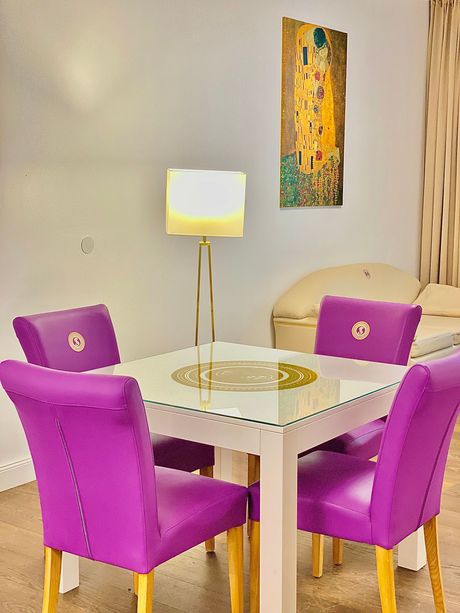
[195,237,216,346]
[195,240,203,346]
[207,241,216,342]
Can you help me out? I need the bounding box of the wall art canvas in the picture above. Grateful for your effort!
[280,17,347,208]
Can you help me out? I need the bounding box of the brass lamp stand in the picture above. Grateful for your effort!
[166,169,246,345]
[196,343,213,410]
[195,236,216,346]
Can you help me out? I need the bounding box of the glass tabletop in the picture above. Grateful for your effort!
[95,342,406,427]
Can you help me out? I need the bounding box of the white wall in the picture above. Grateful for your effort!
[0,0,428,482]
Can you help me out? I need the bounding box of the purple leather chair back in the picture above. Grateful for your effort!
[371,352,460,548]
[0,360,159,573]
[13,304,120,372]
[314,296,422,365]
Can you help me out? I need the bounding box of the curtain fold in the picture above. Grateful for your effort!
[420,0,460,286]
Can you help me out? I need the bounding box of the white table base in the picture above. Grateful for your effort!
[59,552,79,594]
[260,430,298,612]
[398,527,427,571]
[214,446,234,482]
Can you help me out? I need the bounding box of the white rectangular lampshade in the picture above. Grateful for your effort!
[166,168,246,237]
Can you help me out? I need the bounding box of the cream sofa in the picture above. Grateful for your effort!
[273,263,460,362]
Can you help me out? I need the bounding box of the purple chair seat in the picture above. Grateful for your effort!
[249,451,375,544]
[13,305,214,475]
[151,433,214,473]
[154,467,246,567]
[306,419,386,460]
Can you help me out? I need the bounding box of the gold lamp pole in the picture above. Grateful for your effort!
[195,236,216,346]
[196,342,214,409]
[166,168,246,347]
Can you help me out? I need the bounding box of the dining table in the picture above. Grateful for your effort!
[58,341,427,611]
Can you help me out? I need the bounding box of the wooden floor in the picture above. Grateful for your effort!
[1,425,459,612]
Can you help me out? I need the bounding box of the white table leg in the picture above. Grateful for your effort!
[398,527,427,571]
[59,552,80,593]
[259,430,298,613]
[214,447,233,482]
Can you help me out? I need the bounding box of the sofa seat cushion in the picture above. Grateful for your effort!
[411,327,453,358]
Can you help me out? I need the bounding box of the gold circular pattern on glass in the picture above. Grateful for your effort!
[351,321,371,341]
[68,332,86,353]
[171,360,317,392]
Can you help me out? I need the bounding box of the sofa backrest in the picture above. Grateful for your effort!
[273,263,421,320]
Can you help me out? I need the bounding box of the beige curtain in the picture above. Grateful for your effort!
[421,0,460,286]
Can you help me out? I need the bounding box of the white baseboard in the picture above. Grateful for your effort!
[0,458,35,492]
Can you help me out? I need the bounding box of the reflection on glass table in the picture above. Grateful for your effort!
[96,342,404,427]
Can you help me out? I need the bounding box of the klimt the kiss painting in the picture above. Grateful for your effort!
[280,17,347,208]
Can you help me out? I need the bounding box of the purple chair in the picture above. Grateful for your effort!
[13,304,215,474]
[0,360,247,613]
[312,296,422,460]
[13,305,216,560]
[249,351,460,612]
[306,295,421,575]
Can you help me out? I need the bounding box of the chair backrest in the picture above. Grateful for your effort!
[370,351,460,548]
[0,360,159,573]
[13,304,121,372]
[314,296,422,365]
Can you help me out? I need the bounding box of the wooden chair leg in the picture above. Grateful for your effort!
[375,546,397,613]
[247,454,260,486]
[227,526,244,613]
[312,533,324,578]
[133,572,139,596]
[333,537,344,565]
[136,570,154,613]
[247,455,260,536]
[424,516,446,613]
[200,466,216,552]
[249,520,260,613]
[42,547,62,613]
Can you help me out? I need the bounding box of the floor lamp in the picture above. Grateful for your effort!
[166,168,246,346]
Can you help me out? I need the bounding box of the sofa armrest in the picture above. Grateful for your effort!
[274,279,317,319]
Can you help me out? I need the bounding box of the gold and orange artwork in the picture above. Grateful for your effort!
[280,17,347,207]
